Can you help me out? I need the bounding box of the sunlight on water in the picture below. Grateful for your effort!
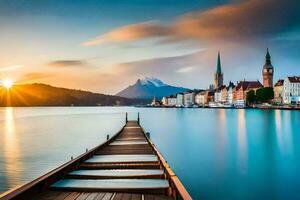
[2,108,23,188]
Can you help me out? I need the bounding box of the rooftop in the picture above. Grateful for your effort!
[287,76,300,83]
[275,79,284,87]
[236,80,263,90]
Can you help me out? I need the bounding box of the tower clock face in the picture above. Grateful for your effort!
[269,69,273,73]
[264,69,268,73]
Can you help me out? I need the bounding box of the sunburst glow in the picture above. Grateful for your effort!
[2,79,14,89]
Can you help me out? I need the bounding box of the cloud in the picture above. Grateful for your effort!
[12,72,56,85]
[48,60,87,68]
[176,66,194,73]
[83,0,300,45]
[82,21,170,46]
[0,65,23,71]
[98,50,215,89]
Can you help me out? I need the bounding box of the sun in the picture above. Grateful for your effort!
[2,79,14,89]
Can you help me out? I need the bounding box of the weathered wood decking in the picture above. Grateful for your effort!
[0,119,192,200]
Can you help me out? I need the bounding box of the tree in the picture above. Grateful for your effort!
[246,90,256,104]
[256,87,274,103]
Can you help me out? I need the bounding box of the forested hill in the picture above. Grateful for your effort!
[0,83,148,106]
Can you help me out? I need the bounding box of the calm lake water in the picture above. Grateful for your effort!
[0,107,300,199]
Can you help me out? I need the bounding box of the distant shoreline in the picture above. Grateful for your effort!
[0,105,299,110]
[140,105,300,110]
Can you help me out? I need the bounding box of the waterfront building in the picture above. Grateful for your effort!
[183,92,195,107]
[227,82,236,104]
[176,93,184,107]
[207,91,215,103]
[214,85,226,103]
[283,76,300,104]
[214,89,221,103]
[214,52,223,89]
[196,91,213,105]
[262,48,274,87]
[274,80,284,104]
[221,85,228,102]
[161,97,168,106]
[195,91,206,105]
[151,97,161,106]
[235,80,263,104]
[167,95,177,106]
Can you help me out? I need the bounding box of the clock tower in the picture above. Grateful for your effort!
[262,48,274,87]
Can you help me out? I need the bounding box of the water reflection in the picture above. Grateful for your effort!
[216,109,228,172]
[237,109,248,174]
[3,107,23,187]
[276,110,293,155]
[217,109,227,149]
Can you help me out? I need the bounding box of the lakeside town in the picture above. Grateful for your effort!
[151,49,300,109]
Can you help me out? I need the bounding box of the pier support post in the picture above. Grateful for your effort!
[106,134,109,140]
[137,112,140,125]
[125,112,128,123]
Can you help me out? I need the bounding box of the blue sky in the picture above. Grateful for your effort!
[0,0,299,94]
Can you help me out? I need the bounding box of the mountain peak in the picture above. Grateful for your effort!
[117,77,189,99]
[138,77,168,87]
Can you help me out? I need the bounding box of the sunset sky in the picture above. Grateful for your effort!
[0,0,300,94]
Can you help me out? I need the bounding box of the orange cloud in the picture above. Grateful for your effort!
[83,0,300,45]
[18,72,55,83]
[82,21,171,46]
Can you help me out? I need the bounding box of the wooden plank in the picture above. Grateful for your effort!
[79,162,161,170]
[144,194,155,200]
[35,191,70,200]
[101,193,113,200]
[64,192,81,200]
[121,193,132,200]
[153,195,173,200]
[85,193,99,200]
[76,193,90,200]
[93,193,106,200]
[131,193,142,200]
[112,193,123,200]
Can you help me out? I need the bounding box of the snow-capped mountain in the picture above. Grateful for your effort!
[116,77,189,99]
[139,77,168,87]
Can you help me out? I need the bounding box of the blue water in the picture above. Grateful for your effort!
[0,107,300,200]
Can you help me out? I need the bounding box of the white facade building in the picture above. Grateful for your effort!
[176,93,184,107]
[183,92,195,107]
[195,92,202,105]
[195,92,204,105]
[283,76,300,104]
[167,97,177,106]
[214,90,222,103]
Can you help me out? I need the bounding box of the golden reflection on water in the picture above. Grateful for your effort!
[2,107,23,187]
[237,109,248,174]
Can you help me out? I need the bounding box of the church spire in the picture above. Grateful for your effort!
[214,51,223,89]
[266,48,271,65]
[216,51,222,74]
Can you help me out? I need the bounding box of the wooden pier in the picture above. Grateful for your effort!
[0,115,192,200]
